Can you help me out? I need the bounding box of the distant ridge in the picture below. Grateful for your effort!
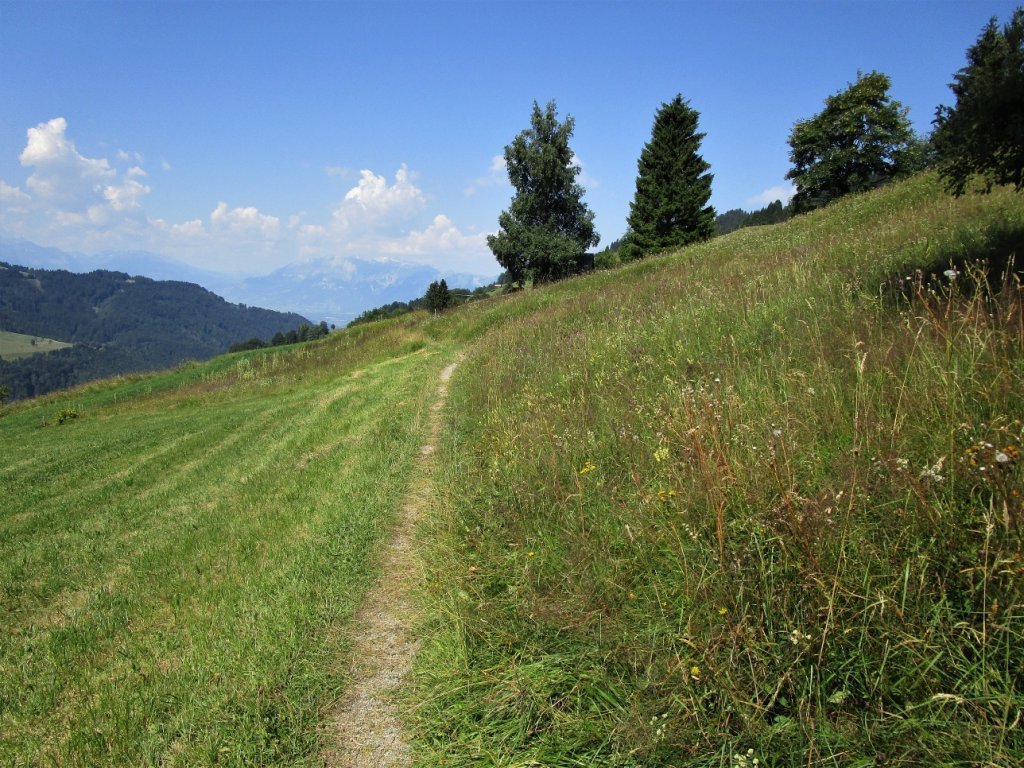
[0,261,309,399]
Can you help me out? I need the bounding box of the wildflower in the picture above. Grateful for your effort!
[919,456,946,482]
[658,489,677,502]
[944,269,959,280]
[527,551,535,558]
[718,606,728,616]
[732,748,760,768]
[896,457,909,471]
[996,451,1010,464]
[579,460,596,475]
[690,664,701,679]
[654,446,670,463]
[789,628,812,645]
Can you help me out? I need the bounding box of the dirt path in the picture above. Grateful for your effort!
[321,360,459,768]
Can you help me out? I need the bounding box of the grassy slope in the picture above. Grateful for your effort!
[0,329,72,360]
[0,317,454,765]
[1,172,1020,767]
[413,174,1024,766]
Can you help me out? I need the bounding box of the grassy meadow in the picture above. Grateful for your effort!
[412,174,1024,766]
[1,172,1022,766]
[0,330,72,361]
[0,318,454,765]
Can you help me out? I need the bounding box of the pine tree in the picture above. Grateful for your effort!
[623,95,714,260]
[487,101,599,284]
[933,8,1024,195]
[424,279,452,313]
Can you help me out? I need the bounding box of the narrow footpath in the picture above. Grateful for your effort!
[321,359,459,768]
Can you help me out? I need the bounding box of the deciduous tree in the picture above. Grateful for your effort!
[488,101,598,284]
[787,72,917,213]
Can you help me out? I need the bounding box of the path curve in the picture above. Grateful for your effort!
[322,360,458,767]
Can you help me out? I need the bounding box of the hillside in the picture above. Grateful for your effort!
[0,262,309,399]
[0,173,1021,765]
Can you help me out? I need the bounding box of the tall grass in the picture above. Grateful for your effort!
[0,320,451,765]
[412,174,1024,766]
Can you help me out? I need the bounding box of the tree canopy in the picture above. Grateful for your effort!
[786,71,918,214]
[487,101,598,284]
[623,95,714,259]
[933,7,1024,195]
[424,279,452,313]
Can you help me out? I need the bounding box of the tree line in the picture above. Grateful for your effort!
[307,8,1022,330]
[228,321,331,353]
[348,279,497,327]
[487,8,1023,283]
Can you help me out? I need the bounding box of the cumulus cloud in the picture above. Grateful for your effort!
[103,177,151,211]
[0,180,30,203]
[380,213,495,273]
[20,117,114,204]
[331,164,425,233]
[210,201,281,238]
[746,184,796,207]
[3,120,494,277]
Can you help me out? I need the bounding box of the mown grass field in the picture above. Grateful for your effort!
[1,172,1022,767]
[0,319,454,765]
[412,174,1024,766]
[0,330,72,361]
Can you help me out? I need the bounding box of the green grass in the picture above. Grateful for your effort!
[0,329,72,360]
[0,320,455,765]
[2,172,1022,767]
[411,174,1024,766]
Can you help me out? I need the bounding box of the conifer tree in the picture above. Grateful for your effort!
[623,95,714,260]
[488,101,599,284]
[933,8,1024,195]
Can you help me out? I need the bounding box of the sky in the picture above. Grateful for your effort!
[0,0,1019,278]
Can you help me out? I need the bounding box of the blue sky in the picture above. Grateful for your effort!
[0,0,1018,277]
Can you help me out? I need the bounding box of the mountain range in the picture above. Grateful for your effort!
[0,237,496,325]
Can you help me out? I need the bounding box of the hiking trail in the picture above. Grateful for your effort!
[321,359,458,767]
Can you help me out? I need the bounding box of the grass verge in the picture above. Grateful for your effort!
[412,174,1024,766]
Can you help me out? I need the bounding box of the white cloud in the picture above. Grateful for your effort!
[571,152,599,189]
[210,201,281,238]
[20,117,114,203]
[325,165,351,178]
[0,180,30,203]
[331,164,425,233]
[3,120,494,278]
[104,177,151,211]
[171,219,205,237]
[465,154,509,196]
[746,184,796,207]
[381,213,495,273]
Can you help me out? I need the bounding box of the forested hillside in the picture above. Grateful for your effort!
[0,262,309,399]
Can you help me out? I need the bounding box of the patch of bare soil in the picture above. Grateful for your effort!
[321,360,458,767]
